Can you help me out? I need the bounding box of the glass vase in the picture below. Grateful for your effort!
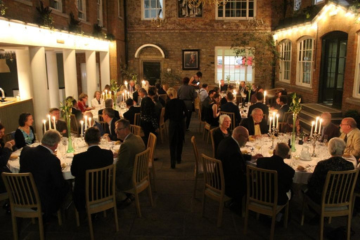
[291,113,297,152]
[66,115,75,153]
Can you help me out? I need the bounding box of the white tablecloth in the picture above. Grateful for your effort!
[91,107,128,122]
[7,140,120,180]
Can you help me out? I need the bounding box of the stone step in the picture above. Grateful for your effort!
[301,103,343,118]
[299,110,342,125]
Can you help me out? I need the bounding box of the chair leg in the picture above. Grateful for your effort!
[284,202,289,228]
[320,215,324,240]
[11,215,18,240]
[75,209,80,227]
[270,215,276,240]
[113,207,119,232]
[201,194,206,217]
[151,167,156,192]
[88,212,94,240]
[38,215,44,240]
[134,192,142,218]
[244,207,249,235]
[217,201,224,227]
[193,175,198,200]
[347,214,351,240]
[148,184,154,207]
[57,210,62,226]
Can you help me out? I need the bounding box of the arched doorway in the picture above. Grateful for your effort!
[318,31,348,108]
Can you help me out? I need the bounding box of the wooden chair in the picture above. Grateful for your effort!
[194,96,200,115]
[158,107,167,143]
[198,105,205,133]
[220,111,235,130]
[191,136,203,204]
[130,124,141,136]
[75,164,119,240]
[124,148,154,217]
[2,172,62,240]
[201,154,231,227]
[70,114,79,136]
[159,94,167,104]
[147,132,157,192]
[301,169,359,240]
[244,165,289,240]
[134,113,141,126]
[210,128,217,158]
[0,192,9,203]
[203,122,211,143]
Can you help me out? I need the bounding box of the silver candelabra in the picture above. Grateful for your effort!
[310,132,320,157]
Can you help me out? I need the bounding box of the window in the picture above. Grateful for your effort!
[353,33,360,98]
[118,0,122,18]
[294,0,301,11]
[77,0,86,21]
[215,47,254,83]
[279,40,292,83]
[97,0,103,26]
[50,0,62,12]
[297,38,313,87]
[217,0,255,19]
[142,0,164,19]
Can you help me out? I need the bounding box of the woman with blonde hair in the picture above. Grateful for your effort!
[164,88,188,169]
[91,90,105,110]
[78,93,94,112]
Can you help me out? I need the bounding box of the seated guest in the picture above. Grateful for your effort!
[248,92,269,118]
[201,89,216,121]
[102,108,119,141]
[0,123,15,194]
[221,92,241,126]
[156,83,166,95]
[15,113,35,149]
[213,86,220,94]
[98,99,120,121]
[77,93,94,112]
[220,85,235,106]
[205,93,221,128]
[257,143,295,205]
[20,130,69,218]
[278,95,289,121]
[67,97,83,122]
[91,90,105,110]
[84,111,104,136]
[115,119,145,205]
[131,84,141,105]
[250,86,264,104]
[306,138,354,204]
[216,126,262,210]
[319,112,340,142]
[123,98,141,125]
[148,87,163,121]
[339,117,360,159]
[282,114,301,134]
[240,108,267,136]
[45,108,67,137]
[199,83,209,103]
[212,115,232,155]
[220,79,228,92]
[137,88,148,106]
[71,127,113,213]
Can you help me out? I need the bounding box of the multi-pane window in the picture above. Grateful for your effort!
[297,38,313,86]
[217,0,255,19]
[353,33,360,98]
[97,0,103,26]
[279,40,292,83]
[143,0,164,19]
[50,0,62,12]
[215,47,254,83]
[77,0,86,21]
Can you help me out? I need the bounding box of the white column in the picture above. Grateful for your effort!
[100,51,110,90]
[63,49,78,98]
[45,51,60,108]
[86,51,97,101]
[29,47,49,140]
[15,49,33,100]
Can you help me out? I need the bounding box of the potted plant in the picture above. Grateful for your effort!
[36,1,54,28]
[0,0,7,16]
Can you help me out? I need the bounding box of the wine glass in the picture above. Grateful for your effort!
[61,137,68,156]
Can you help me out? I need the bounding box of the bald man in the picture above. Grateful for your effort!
[339,117,360,159]
[240,108,268,136]
[319,112,339,142]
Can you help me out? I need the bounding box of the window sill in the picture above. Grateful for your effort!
[345,97,360,106]
[15,0,32,6]
[51,10,69,19]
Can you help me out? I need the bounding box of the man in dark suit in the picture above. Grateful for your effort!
[45,108,67,137]
[123,98,141,124]
[201,90,216,121]
[115,119,145,204]
[102,108,119,141]
[98,99,120,121]
[220,79,228,92]
[257,143,295,205]
[221,92,241,126]
[240,108,268,136]
[19,130,69,218]
[216,126,262,210]
[248,92,269,118]
[278,95,289,121]
[320,112,340,142]
[71,127,113,212]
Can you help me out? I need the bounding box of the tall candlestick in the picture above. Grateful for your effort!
[142,80,145,88]
[105,90,108,100]
[47,115,52,130]
[124,81,128,90]
[122,93,125,102]
[264,91,267,104]
[84,115,88,131]
[272,112,275,127]
[43,120,46,134]
[276,114,279,129]
[89,117,92,127]
[315,117,319,133]
[53,116,56,131]
[269,117,272,132]
[219,80,221,90]
[80,121,84,137]
[311,121,315,137]
[319,119,323,135]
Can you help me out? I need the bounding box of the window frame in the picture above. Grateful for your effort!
[353,33,360,98]
[279,39,292,83]
[77,0,87,21]
[50,0,63,12]
[313,0,324,5]
[296,37,314,87]
[216,0,256,20]
[118,0,123,19]
[215,46,255,84]
[141,0,165,20]
[97,0,103,26]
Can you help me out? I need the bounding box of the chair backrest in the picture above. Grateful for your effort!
[210,128,217,158]
[1,172,41,211]
[159,94,167,104]
[220,111,235,130]
[130,125,141,136]
[194,96,200,110]
[147,132,157,164]
[246,165,279,208]
[134,113,141,126]
[282,111,293,123]
[70,114,79,135]
[191,136,200,176]
[321,169,359,207]
[159,107,165,126]
[4,131,15,143]
[132,148,151,187]
[85,164,116,206]
[201,154,225,196]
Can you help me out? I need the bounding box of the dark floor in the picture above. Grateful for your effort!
[1,113,360,240]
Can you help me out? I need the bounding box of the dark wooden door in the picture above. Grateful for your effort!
[319,31,347,108]
[143,62,161,86]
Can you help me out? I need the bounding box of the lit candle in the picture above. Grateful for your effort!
[319,118,323,135]
[264,91,267,104]
[272,112,275,127]
[80,120,84,137]
[124,81,128,90]
[142,80,145,88]
[102,92,104,100]
[105,90,108,99]
[314,116,319,133]
[84,115,88,131]
[276,114,279,129]
[219,80,221,90]
[269,117,272,132]
[43,120,46,134]
[88,117,92,127]
[311,121,315,137]
[233,90,237,96]
[122,93,125,102]
[53,116,56,131]
[47,115,52,130]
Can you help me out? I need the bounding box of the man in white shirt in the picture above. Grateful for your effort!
[199,83,208,103]
[339,117,360,159]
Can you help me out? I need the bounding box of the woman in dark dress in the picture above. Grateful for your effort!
[164,88,188,169]
[212,114,232,156]
[205,93,221,128]
[140,96,159,145]
[14,113,36,149]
